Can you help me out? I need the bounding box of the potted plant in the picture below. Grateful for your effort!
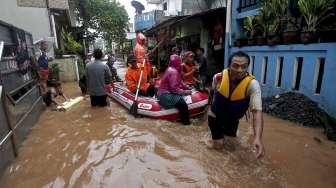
[267,0,289,45]
[282,0,302,44]
[255,1,273,45]
[298,0,334,43]
[267,20,281,45]
[233,32,248,47]
[243,16,259,46]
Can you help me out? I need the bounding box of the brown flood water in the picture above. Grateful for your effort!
[1,82,336,188]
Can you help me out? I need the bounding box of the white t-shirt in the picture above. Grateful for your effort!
[208,73,262,117]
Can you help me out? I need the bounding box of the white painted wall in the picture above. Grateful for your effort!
[0,0,53,56]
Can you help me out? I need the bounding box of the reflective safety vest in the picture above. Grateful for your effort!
[211,69,254,120]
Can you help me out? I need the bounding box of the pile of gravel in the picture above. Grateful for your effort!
[262,92,336,141]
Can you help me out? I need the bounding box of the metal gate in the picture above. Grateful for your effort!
[0,21,44,175]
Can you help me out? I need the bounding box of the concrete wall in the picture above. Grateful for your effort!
[227,0,336,117]
[17,0,69,9]
[50,57,79,82]
[17,0,46,8]
[0,0,53,56]
[230,46,336,117]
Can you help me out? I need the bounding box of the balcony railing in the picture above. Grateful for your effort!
[238,0,260,12]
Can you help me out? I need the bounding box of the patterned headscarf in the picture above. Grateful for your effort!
[169,54,182,72]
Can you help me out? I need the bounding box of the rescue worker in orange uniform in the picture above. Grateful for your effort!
[125,55,156,97]
[134,32,152,82]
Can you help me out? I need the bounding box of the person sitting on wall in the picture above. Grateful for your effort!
[125,54,156,97]
[182,51,201,87]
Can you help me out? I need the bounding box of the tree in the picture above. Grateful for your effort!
[74,0,129,49]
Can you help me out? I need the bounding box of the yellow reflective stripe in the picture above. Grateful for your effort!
[218,69,230,98]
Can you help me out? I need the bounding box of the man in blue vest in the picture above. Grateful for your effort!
[208,51,265,159]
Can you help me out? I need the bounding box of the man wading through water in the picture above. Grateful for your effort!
[208,51,265,159]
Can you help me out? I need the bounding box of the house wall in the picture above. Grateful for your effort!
[134,11,156,32]
[1,0,53,55]
[182,0,207,15]
[210,0,227,9]
[50,57,79,82]
[228,0,336,117]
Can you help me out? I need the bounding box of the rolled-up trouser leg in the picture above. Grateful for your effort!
[208,115,223,140]
[175,99,190,125]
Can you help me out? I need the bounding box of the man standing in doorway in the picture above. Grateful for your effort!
[85,49,112,107]
[196,47,207,89]
[208,51,265,159]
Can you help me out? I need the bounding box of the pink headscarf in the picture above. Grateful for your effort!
[169,54,182,72]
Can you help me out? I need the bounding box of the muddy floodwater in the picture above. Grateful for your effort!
[1,64,336,187]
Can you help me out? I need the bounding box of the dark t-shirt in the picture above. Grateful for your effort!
[38,53,48,69]
[197,55,207,75]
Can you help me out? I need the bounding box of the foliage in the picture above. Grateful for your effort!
[243,16,259,37]
[298,0,335,32]
[74,0,129,47]
[256,1,273,36]
[255,0,288,35]
[269,0,288,18]
[61,31,83,54]
[49,63,62,81]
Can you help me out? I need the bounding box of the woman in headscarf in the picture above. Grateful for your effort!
[157,54,192,125]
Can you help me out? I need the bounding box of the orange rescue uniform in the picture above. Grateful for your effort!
[125,63,150,93]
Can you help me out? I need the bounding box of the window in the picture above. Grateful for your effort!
[249,56,255,74]
[261,56,268,84]
[313,58,325,94]
[163,2,167,10]
[293,57,303,90]
[275,57,284,87]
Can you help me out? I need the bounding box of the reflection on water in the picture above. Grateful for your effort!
[1,65,336,187]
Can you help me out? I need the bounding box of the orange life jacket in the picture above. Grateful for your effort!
[125,64,150,93]
[182,63,195,84]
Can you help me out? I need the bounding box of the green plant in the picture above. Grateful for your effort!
[243,16,259,38]
[298,0,335,32]
[49,63,62,81]
[62,31,83,54]
[256,2,272,37]
[270,0,289,18]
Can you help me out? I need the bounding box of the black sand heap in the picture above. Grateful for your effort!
[263,92,336,141]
